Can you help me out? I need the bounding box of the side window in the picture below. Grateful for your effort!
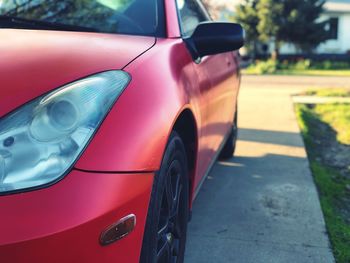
[328,17,339,40]
[176,0,209,37]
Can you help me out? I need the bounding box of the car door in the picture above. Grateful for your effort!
[201,49,240,155]
[176,0,213,186]
[176,0,240,187]
[191,0,239,155]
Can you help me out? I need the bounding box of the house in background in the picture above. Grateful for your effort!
[217,0,350,57]
[274,0,350,56]
[279,0,350,55]
[318,0,350,54]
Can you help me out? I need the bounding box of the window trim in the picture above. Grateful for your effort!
[155,0,166,37]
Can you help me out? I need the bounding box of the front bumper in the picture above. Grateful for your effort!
[0,169,154,263]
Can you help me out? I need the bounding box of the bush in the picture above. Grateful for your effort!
[311,61,350,70]
[252,59,278,74]
[294,59,311,70]
[247,59,350,74]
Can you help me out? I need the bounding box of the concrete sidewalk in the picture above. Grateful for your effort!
[185,77,336,262]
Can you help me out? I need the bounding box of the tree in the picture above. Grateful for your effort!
[236,0,328,59]
[278,0,328,53]
[235,0,260,57]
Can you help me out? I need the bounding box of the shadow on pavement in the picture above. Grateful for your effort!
[239,128,303,147]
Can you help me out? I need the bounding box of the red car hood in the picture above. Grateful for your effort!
[0,29,155,117]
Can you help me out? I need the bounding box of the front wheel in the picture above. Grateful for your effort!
[140,131,189,263]
[219,111,238,159]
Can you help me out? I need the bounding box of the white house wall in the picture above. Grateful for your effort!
[317,14,350,54]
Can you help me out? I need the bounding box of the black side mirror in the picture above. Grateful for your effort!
[186,22,245,59]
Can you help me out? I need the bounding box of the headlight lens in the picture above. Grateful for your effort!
[0,70,130,194]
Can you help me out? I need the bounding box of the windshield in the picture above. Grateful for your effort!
[0,0,164,36]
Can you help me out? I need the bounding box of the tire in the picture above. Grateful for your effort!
[140,131,189,263]
[219,111,238,159]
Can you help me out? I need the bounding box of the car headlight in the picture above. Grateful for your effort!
[0,70,130,194]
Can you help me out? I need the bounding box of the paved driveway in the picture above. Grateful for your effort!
[185,75,340,263]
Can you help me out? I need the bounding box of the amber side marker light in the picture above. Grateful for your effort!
[100,214,136,246]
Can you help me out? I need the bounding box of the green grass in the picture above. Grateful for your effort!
[313,104,350,145]
[296,100,350,147]
[243,69,350,77]
[310,162,350,262]
[305,89,350,98]
[296,103,350,262]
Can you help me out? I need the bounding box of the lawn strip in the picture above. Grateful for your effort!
[296,102,350,263]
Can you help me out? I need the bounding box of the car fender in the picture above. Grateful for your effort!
[75,38,201,172]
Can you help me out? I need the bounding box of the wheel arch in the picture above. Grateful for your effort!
[171,108,199,208]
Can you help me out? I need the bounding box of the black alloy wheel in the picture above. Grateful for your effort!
[140,131,189,263]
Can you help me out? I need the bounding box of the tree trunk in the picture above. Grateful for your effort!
[271,39,280,61]
[253,41,257,60]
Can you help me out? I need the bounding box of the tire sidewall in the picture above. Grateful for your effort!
[140,132,189,263]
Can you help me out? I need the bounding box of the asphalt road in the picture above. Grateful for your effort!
[184,75,343,263]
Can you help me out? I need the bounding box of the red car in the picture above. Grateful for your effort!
[0,0,243,262]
